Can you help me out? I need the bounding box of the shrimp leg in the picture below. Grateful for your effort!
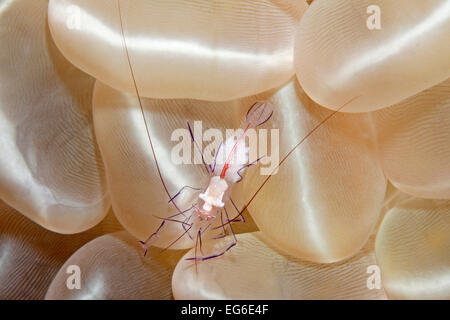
[160,223,194,253]
[153,216,191,227]
[229,198,245,223]
[139,220,166,257]
[139,205,196,255]
[187,121,210,174]
[235,155,265,183]
[194,230,200,273]
[168,185,202,204]
[187,207,237,262]
[212,210,227,240]
[185,241,237,262]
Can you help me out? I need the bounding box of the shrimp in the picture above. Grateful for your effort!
[138,101,272,263]
[116,0,359,263]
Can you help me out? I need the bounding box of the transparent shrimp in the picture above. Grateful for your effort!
[138,101,273,263]
[116,0,359,264]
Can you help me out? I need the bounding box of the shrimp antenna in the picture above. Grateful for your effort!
[117,0,181,212]
[241,96,361,213]
[215,95,362,229]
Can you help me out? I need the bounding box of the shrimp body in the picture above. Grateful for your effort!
[197,101,273,217]
[198,176,228,214]
[139,101,273,260]
[116,0,358,263]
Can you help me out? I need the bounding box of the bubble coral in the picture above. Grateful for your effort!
[0,0,448,300]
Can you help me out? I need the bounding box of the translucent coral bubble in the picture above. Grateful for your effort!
[0,201,122,300]
[45,231,185,300]
[0,0,109,233]
[373,79,450,199]
[48,0,307,101]
[294,0,450,112]
[172,232,387,299]
[241,79,386,263]
[375,198,450,299]
[92,81,266,249]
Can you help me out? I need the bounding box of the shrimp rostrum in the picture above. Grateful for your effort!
[138,102,273,262]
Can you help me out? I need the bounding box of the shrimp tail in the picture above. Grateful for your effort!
[245,101,273,128]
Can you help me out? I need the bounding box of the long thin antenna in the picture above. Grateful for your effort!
[238,95,361,216]
[118,0,359,230]
[117,0,178,208]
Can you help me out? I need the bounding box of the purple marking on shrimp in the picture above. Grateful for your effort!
[212,204,245,231]
[152,215,192,227]
[187,206,237,262]
[212,211,245,230]
[155,205,193,241]
[201,223,212,235]
[212,216,239,230]
[212,210,226,240]
[187,121,210,174]
[236,155,266,183]
[220,210,227,235]
[168,185,201,204]
[193,230,200,272]
[183,211,194,240]
[224,206,237,242]
[160,223,193,253]
[167,204,195,219]
[138,240,149,257]
[186,242,237,261]
[139,220,167,256]
[198,230,204,256]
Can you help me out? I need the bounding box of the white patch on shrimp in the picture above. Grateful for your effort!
[213,133,249,183]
